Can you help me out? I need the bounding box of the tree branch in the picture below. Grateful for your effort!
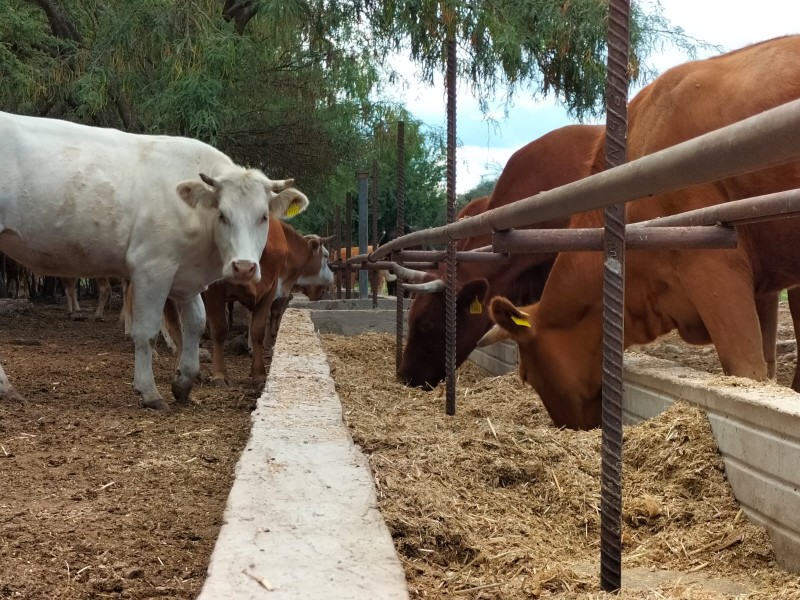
[221,0,259,34]
[25,0,82,42]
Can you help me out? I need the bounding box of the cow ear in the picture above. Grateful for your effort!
[488,296,537,340]
[271,188,309,218]
[457,278,489,315]
[176,178,219,209]
[307,237,322,252]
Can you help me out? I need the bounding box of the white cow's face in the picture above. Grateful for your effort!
[177,170,308,284]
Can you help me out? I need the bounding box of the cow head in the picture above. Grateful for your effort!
[398,259,556,389]
[398,278,491,388]
[485,296,602,430]
[296,235,334,290]
[177,170,308,284]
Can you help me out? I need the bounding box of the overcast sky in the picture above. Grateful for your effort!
[382,1,800,193]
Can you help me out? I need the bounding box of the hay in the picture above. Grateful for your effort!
[322,333,800,599]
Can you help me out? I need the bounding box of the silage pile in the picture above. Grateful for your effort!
[322,333,800,599]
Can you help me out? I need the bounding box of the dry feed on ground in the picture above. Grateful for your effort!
[0,301,257,599]
[323,332,800,599]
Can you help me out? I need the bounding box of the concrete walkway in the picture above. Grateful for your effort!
[198,309,408,599]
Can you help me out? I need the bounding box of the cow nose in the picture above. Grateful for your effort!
[232,260,256,278]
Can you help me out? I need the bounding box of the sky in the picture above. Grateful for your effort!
[382,1,800,194]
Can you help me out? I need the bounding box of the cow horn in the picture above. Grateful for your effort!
[199,173,218,188]
[319,235,335,244]
[269,178,295,191]
[391,263,432,283]
[477,324,510,347]
[403,279,446,293]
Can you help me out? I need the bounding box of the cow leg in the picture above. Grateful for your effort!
[755,291,779,380]
[129,275,171,410]
[204,284,229,386]
[227,301,235,330]
[161,298,182,356]
[264,294,292,376]
[788,288,800,393]
[249,289,278,386]
[171,294,205,404]
[0,361,24,402]
[61,277,81,319]
[92,278,112,321]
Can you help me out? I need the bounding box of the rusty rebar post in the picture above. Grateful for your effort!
[444,28,458,416]
[395,121,406,372]
[600,0,630,592]
[334,206,342,299]
[371,149,379,309]
[345,192,352,300]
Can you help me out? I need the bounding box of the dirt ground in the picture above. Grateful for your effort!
[322,319,800,599]
[0,297,257,599]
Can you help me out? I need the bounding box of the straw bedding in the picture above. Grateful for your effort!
[322,333,800,599]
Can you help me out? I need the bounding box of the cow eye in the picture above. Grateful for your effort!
[260,213,269,224]
[218,212,228,225]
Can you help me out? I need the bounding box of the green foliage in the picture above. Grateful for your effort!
[459,178,497,209]
[372,0,711,119]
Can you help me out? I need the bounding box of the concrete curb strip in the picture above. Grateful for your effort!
[198,308,409,599]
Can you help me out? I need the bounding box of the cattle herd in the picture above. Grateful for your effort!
[2,36,800,427]
[2,111,333,410]
[396,35,800,430]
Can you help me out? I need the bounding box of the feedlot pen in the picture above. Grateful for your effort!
[4,302,800,599]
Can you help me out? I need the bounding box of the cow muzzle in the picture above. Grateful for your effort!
[226,260,260,283]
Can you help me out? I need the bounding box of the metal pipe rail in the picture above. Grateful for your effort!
[344,250,508,266]
[492,225,737,253]
[369,98,800,260]
[636,188,800,228]
[329,261,438,271]
[394,250,507,263]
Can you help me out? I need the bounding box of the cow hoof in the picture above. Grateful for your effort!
[91,315,104,322]
[69,313,88,322]
[171,379,193,404]
[209,376,228,388]
[1,386,25,403]
[250,376,266,388]
[142,396,170,411]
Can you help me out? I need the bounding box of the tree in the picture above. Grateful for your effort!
[1,0,710,245]
[370,0,709,119]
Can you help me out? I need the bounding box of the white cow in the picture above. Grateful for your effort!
[0,111,309,410]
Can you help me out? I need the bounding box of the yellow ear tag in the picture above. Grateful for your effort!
[510,315,531,327]
[469,298,483,314]
[285,202,301,217]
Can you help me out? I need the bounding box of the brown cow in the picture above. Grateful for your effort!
[398,125,605,388]
[196,220,332,386]
[485,36,800,430]
[457,196,490,225]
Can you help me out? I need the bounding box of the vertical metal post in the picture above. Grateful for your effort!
[370,149,379,308]
[444,27,458,416]
[358,172,369,298]
[395,121,406,373]
[334,207,342,299]
[600,0,630,592]
[345,192,353,300]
